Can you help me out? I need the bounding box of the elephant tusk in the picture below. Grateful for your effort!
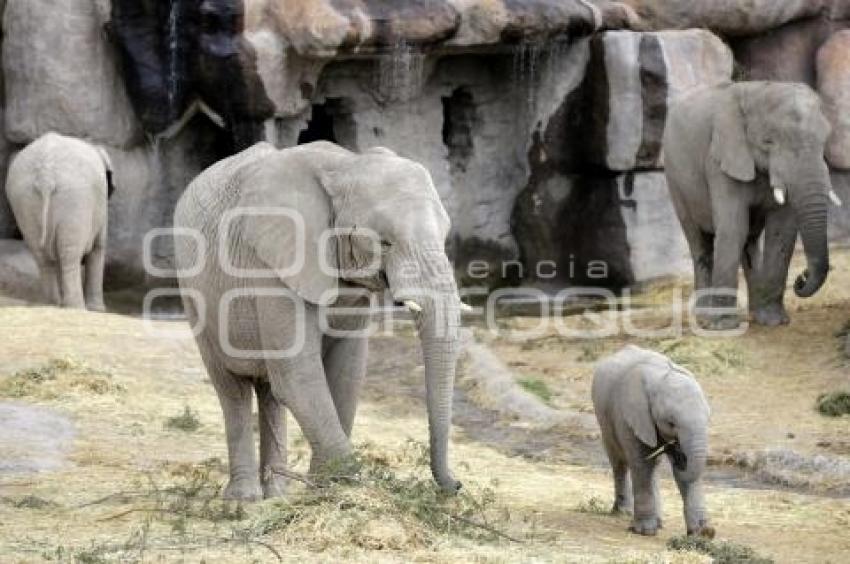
[829,189,843,206]
[404,300,423,313]
[460,303,474,313]
[773,187,786,205]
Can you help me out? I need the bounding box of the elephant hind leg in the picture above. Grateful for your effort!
[58,254,86,309]
[612,459,632,515]
[84,230,106,312]
[255,379,287,499]
[202,350,262,501]
[600,436,632,514]
[37,260,61,305]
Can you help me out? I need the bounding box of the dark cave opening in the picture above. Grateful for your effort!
[442,87,477,174]
[297,98,357,149]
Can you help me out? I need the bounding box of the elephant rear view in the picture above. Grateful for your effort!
[5,132,115,310]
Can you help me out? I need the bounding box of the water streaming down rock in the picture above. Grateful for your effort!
[144,135,173,279]
[165,0,181,114]
[512,40,546,113]
[375,39,426,104]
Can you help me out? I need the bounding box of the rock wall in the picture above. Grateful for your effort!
[1,0,850,298]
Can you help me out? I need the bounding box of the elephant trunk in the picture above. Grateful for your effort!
[387,243,462,493]
[677,428,711,535]
[677,429,708,482]
[420,303,462,493]
[791,189,830,298]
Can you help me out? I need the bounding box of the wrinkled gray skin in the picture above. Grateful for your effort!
[5,132,114,311]
[592,345,714,538]
[174,141,463,500]
[665,82,836,329]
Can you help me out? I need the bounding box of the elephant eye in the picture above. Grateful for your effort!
[380,240,393,249]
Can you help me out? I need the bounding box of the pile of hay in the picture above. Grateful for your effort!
[0,357,123,399]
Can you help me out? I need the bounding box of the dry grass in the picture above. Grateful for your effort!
[0,357,124,399]
[1,249,850,561]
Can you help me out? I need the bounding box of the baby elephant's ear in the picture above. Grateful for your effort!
[710,92,756,183]
[623,371,658,447]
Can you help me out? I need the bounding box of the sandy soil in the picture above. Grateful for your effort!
[0,252,848,562]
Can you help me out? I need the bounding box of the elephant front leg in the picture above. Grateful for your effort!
[673,472,714,538]
[628,462,662,536]
[257,299,354,479]
[255,380,287,499]
[322,335,368,437]
[704,213,750,330]
[749,207,796,326]
[84,234,106,312]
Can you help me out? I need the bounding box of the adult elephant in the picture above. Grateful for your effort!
[174,141,466,500]
[5,132,115,310]
[664,81,841,329]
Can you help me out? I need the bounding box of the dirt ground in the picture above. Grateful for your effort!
[0,252,849,563]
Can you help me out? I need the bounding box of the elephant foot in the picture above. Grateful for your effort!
[688,522,716,539]
[308,452,361,484]
[87,301,106,313]
[629,515,662,536]
[611,501,633,516]
[223,477,263,502]
[261,466,288,499]
[750,304,789,327]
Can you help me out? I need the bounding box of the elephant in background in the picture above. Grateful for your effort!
[5,132,115,311]
[664,81,841,328]
[592,345,714,538]
[174,141,466,500]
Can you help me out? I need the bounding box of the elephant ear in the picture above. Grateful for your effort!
[239,154,338,306]
[623,369,658,447]
[710,93,756,183]
[95,146,116,199]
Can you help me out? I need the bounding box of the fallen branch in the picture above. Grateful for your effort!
[443,511,524,543]
[265,466,317,488]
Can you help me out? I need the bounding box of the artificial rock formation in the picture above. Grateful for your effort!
[2,0,850,298]
[3,0,138,147]
[582,29,733,171]
[623,0,850,36]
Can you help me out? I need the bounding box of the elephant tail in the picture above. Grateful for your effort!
[39,187,52,248]
[36,167,56,249]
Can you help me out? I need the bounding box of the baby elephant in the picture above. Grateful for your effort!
[592,345,714,538]
[6,132,115,310]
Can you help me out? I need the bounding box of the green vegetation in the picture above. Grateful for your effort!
[518,377,553,403]
[164,405,202,432]
[667,535,774,564]
[575,496,609,514]
[816,391,850,417]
